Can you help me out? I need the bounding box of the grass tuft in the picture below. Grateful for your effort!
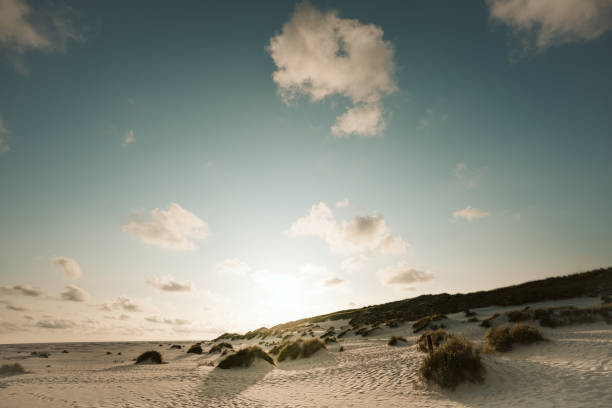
[135,350,163,364]
[217,346,274,369]
[388,336,408,346]
[416,329,456,353]
[277,338,327,362]
[187,343,203,354]
[485,323,544,352]
[0,363,27,376]
[208,342,233,354]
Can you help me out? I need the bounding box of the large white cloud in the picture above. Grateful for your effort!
[123,203,209,251]
[288,202,407,256]
[268,3,396,137]
[147,275,193,292]
[60,285,89,302]
[378,262,434,288]
[52,256,82,279]
[0,0,83,72]
[487,0,612,52]
[453,205,491,221]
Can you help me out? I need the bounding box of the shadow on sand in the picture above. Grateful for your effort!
[195,360,274,402]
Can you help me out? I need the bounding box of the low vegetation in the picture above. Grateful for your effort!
[135,350,163,364]
[187,343,203,354]
[479,313,500,328]
[277,339,326,362]
[217,346,274,369]
[208,342,233,354]
[0,363,27,376]
[170,344,182,349]
[412,314,446,333]
[419,337,484,390]
[485,323,544,352]
[416,329,456,353]
[388,336,407,346]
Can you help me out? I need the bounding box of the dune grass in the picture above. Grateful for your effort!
[208,342,233,354]
[412,314,446,333]
[479,313,500,328]
[217,346,274,369]
[0,363,27,376]
[485,323,544,352]
[277,338,327,362]
[416,329,456,353]
[135,350,163,364]
[187,343,203,354]
[388,336,407,346]
[419,336,484,390]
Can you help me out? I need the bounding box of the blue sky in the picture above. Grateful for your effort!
[1,0,611,342]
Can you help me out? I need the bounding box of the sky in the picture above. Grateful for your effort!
[1,0,611,343]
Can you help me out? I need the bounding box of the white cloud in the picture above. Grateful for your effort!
[36,318,76,329]
[487,0,612,53]
[121,129,135,147]
[214,258,250,275]
[341,254,368,272]
[378,262,434,287]
[147,275,193,292]
[0,117,9,155]
[453,205,491,221]
[0,0,83,73]
[268,3,396,137]
[0,284,45,297]
[100,296,142,312]
[123,203,209,251]
[335,199,349,208]
[288,202,407,256]
[52,256,82,279]
[145,316,190,326]
[322,277,344,287]
[454,163,487,189]
[60,285,89,302]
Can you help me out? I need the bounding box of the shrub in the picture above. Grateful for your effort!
[388,336,407,346]
[62,350,69,353]
[208,342,233,354]
[0,363,27,376]
[217,346,274,369]
[485,323,543,352]
[170,344,182,349]
[106,351,112,355]
[301,338,326,358]
[187,343,203,354]
[412,314,446,333]
[506,310,529,323]
[416,329,455,353]
[135,351,163,364]
[277,339,327,362]
[419,337,484,390]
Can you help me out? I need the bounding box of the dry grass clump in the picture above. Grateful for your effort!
[217,346,274,369]
[277,338,327,362]
[419,336,484,390]
[208,342,233,354]
[479,313,500,328]
[324,336,338,344]
[170,344,182,349]
[0,363,27,376]
[135,350,163,364]
[337,329,350,338]
[187,343,203,354]
[464,310,476,317]
[388,336,408,346]
[412,314,446,333]
[485,323,544,352]
[506,310,530,323]
[416,329,457,353]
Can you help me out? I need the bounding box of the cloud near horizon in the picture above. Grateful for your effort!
[288,202,407,256]
[60,284,89,302]
[378,262,434,288]
[147,275,194,292]
[268,3,396,138]
[487,0,612,53]
[145,316,190,326]
[36,318,76,329]
[100,296,142,312]
[52,256,82,279]
[453,205,491,221]
[0,284,45,297]
[123,203,210,251]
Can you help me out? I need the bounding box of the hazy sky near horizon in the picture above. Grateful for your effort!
[1,0,611,343]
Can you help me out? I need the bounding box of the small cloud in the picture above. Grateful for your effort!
[145,316,190,326]
[487,0,612,55]
[0,284,45,297]
[378,262,434,288]
[288,202,407,256]
[335,199,349,208]
[100,296,142,312]
[147,275,194,292]
[268,3,397,137]
[452,205,491,221]
[204,160,215,169]
[0,117,9,155]
[36,319,76,329]
[122,203,210,251]
[52,256,82,279]
[214,258,250,275]
[60,285,89,302]
[454,163,487,189]
[341,254,368,272]
[121,130,135,147]
[322,277,344,287]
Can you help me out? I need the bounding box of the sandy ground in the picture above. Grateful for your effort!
[1,297,610,407]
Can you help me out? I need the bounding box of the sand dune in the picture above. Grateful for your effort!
[1,297,610,407]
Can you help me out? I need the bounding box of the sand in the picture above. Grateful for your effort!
[1,296,610,407]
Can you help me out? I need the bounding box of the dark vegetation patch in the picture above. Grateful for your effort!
[217,346,274,369]
[208,342,233,354]
[337,329,350,338]
[31,351,49,358]
[170,345,182,349]
[277,339,327,362]
[339,346,344,352]
[412,314,446,333]
[479,313,500,328]
[388,336,407,346]
[467,317,479,323]
[485,323,544,352]
[464,310,476,317]
[62,350,69,353]
[324,336,338,344]
[135,351,163,364]
[416,329,457,353]
[0,363,27,376]
[320,327,336,338]
[419,337,484,390]
[187,343,203,354]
